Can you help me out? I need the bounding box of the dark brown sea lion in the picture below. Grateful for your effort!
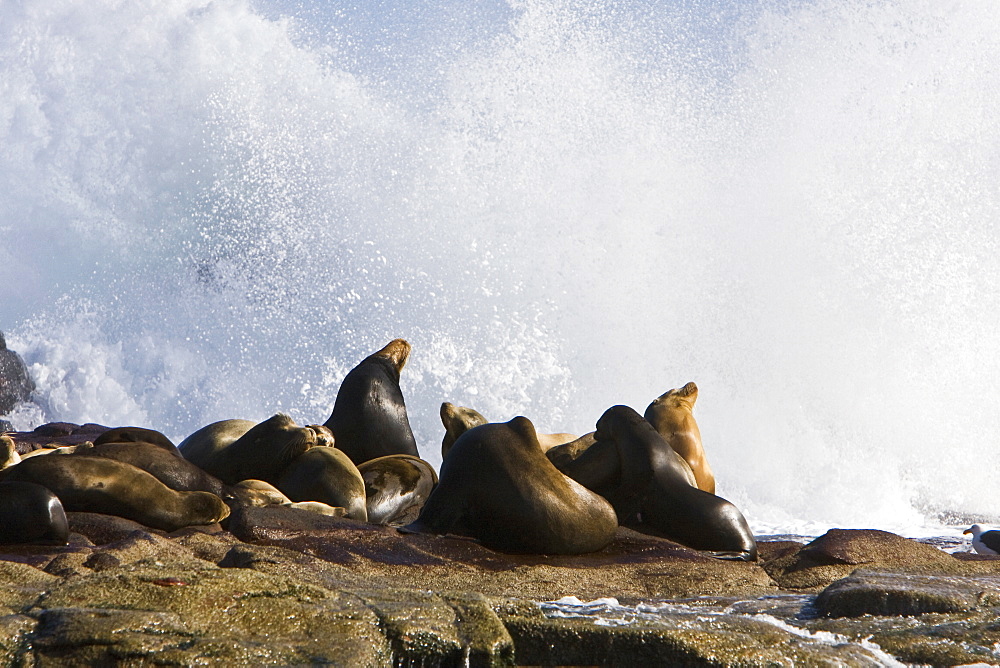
[76,440,229,497]
[644,382,715,494]
[178,414,318,485]
[0,455,230,532]
[357,454,437,526]
[440,402,578,460]
[0,480,69,545]
[323,339,418,465]
[404,417,618,554]
[177,418,255,463]
[277,447,368,521]
[93,426,180,454]
[559,406,756,561]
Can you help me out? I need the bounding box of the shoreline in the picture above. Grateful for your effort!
[1,506,1000,665]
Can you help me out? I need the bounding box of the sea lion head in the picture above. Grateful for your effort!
[0,435,21,470]
[650,382,698,410]
[594,405,650,443]
[305,424,336,448]
[440,402,489,460]
[371,338,411,375]
[253,413,318,459]
[184,491,232,525]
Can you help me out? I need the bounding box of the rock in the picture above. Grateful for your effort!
[33,559,392,665]
[807,609,1000,666]
[351,587,514,665]
[496,598,894,666]
[764,529,965,590]
[815,569,1000,617]
[0,333,33,417]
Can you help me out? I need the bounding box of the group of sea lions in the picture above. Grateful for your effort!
[0,338,757,561]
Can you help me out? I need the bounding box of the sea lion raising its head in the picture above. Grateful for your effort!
[405,416,617,555]
[440,402,578,461]
[644,382,715,494]
[440,402,488,460]
[324,339,419,465]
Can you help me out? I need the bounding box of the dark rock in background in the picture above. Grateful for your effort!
[0,331,34,417]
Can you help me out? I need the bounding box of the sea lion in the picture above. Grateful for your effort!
[93,426,180,454]
[178,419,255,463]
[76,440,229,497]
[404,417,618,554]
[323,339,419,465]
[19,445,80,458]
[358,454,437,526]
[544,432,597,471]
[283,501,347,517]
[276,447,368,521]
[644,382,715,494]
[440,402,577,460]
[0,434,21,470]
[0,480,69,545]
[0,455,230,532]
[560,406,756,561]
[230,479,293,507]
[178,414,318,485]
[440,402,488,460]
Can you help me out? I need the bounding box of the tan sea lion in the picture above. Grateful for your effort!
[283,501,347,517]
[0,455,230,532]
[178,414,318,485]
[440,402,577,460]
[19,445,81,459]
[230,479,293,507]
[357,454,437,526]
[644,382,715,494]
[0,434,20,470]
[276,446,368,521]
[404,417,618,554]
[323,339,419,465]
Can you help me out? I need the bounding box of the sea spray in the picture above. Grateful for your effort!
[1,0,998,534]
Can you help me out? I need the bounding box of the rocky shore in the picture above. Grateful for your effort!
[0,426,999,666]
[0,421,997,665]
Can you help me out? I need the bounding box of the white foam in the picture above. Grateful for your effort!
[2,0,999,533]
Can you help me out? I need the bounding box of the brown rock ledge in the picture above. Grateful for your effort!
[1,512,999,665]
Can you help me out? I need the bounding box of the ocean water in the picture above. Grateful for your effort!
[1,0,998,539]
